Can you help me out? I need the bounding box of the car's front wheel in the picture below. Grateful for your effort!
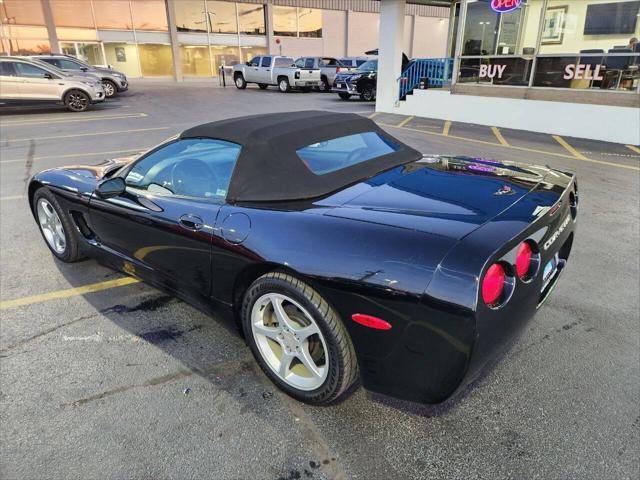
[64,90,90,112]
[242,272,358,405]
[33,187,84,262]
[235,74,247,89]
[102,80,117,98]
[361,85,376,102]
[278,77,291,93]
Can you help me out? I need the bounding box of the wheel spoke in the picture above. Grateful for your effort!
[253,322,280,342]
[295,323,319,341]
[271,297,295,330]
[278,352,294,378]
[296,344,322,378]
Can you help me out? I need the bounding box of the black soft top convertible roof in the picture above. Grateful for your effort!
[180,110,421,202]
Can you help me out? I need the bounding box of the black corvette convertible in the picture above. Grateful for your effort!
[29,111,578,405]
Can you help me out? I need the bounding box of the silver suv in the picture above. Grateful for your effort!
[0,57,105,112]
[30,54,128,98]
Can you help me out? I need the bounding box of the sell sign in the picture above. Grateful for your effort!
[491,0,522,13]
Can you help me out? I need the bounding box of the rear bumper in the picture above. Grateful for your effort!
[294,80,321,87]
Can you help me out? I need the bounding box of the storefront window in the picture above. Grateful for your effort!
[207,1,238,34]
[4,38,50,55]
[298,8,322,38]
[239,45,267,63]
[94,0,133,30]
[131,0,168,31]
[0,0,45,26]
[0,25,50,55]
[104,42,142,77]
[238,3,265,35]
[181,45,211,76]
[175,0,207,33]
[138,43,174,76]
[210,45,240,74]
[50,0,94,28]
[273,6,297,37]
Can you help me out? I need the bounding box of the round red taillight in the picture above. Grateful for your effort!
[482,263,505,306]
[515,242,533,279]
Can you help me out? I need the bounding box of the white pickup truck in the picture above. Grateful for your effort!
[233,55,321,92]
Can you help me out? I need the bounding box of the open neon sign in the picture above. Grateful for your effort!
[491,0,522,13]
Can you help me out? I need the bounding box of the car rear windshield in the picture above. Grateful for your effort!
[274,57,294,67]
[297,132,400,175]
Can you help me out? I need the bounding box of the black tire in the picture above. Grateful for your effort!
[320,76,331,93]
[338,92,351,101]
[278,77,291,93]
[361,84,376,102]
[242,272,359,405]
[258,83,268,90]
[301,86,312,93]
[32,187,84,262]
[102,79,117,98]
[234,74,247,89]
[64,90,90,112]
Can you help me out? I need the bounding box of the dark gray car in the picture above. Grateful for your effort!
[28,55,128,98]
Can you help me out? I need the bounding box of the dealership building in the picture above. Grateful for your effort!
[0,0,449,78]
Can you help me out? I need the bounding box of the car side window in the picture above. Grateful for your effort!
[304,58,315,69]
[322,58,337,66]
[124,139,241,200]
[0,62,16,76]
[59,59,83,70]
[261,56,272,67]
[39,58,61,68]
[294,58,305,68]
[248,56,260,67]
[14,63,49,78]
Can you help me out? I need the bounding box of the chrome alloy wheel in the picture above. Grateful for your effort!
[67,92,89,111]
[37,199,66,254]
[279,79,288,92]
[102,81,115,97]
[251,293,329,391]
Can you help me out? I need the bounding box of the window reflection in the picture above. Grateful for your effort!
[104,42,142,77]
[207,1,237,34]
[131,0,168,31]
[94,0,133,30]
[138,44,174,76]
[0,0,45,26]
[298,8,322,38]
[239,45,267,63]
[273,6,297,36]
[181,45,211,76]
[50,0,94,28]
[238,3,265,35]
[5,38,51,55]
[175,0,207,33]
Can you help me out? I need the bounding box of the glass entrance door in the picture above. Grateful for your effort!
[59,42,105,66]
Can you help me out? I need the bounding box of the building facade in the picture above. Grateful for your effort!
[0,0,450,79]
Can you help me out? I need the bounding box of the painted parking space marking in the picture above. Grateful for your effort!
[552,135,588,161]
[2,127,170,144]
[379,122,640,171]
[0,195,24,202]
[625,145,640,155]
[396,115,414,128]
[0,147,149,165]
[491,127,510,147]
[367,112,380,119]
[0,113,147,127]
[442,121,452,136]
[0,277,140,310]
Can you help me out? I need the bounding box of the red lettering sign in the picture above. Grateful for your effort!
[491,0,522,13]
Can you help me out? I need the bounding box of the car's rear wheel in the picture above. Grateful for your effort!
[102,80,117,98]
[235,74,247,89]
[338,92,351,101]
[361,85,376,102]
[33,188,83,262]
[278,77,291,93]
[258,83,268,90]
[320,76,331,92]
[242,272,358,405]
[64,90,90,112]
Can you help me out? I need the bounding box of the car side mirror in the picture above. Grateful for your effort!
[96,177,126,199]
[43,73,53,79]
[80,67,88,72]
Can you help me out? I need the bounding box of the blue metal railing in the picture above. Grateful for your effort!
[399,57,454,100]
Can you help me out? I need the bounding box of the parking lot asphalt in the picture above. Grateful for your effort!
[1,82,639,480]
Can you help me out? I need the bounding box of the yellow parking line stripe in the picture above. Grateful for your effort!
[1,113,147,127]
[380,123,640,171]
[0,195,24,202]
[442,120,451,136]
[625,144,640,155]
[491,126,510,147]
[396,116,414,128]
[0,147,148,165]
[553,135,588,161]
[2,127,169,143]
[0,277,140,310]
[367,112,379,119]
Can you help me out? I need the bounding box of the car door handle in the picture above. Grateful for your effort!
[266,69,270,71]
[179,214,204,231]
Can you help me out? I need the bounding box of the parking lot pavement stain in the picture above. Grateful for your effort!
[101,294,177,314]
[137,325,204,345]
[22,139,35,186]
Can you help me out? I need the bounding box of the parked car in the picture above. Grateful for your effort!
[332,59,378,101]
[293,56,349,92]
[233,55,321,92]
[0,57,105,112]
[338,57,369,69]
[27,111,578,406]
[28,54,128,98]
